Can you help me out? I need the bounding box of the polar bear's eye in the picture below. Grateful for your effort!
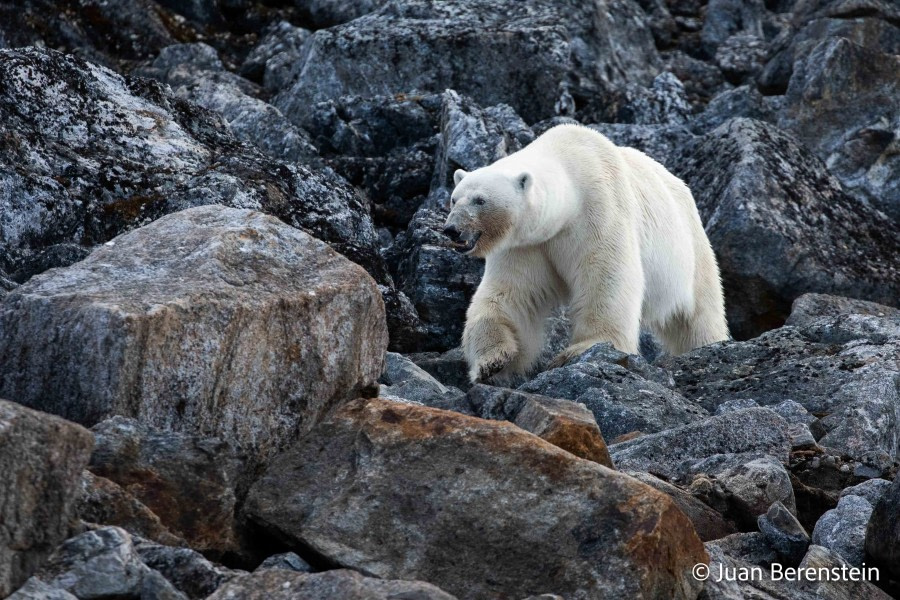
[473,197,486,206]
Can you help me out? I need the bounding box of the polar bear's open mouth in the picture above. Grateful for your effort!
[451,231,482,254]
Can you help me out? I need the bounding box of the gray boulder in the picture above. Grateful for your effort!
[0,206,387,467]
[0,400,94,597]
[256,553,312,574]
[865,475,900,579]
[786,293,900,328]
[6,578,78,600]
[133,538,242,599]
[757,500,810,565]
[240,21,313,93]
[812,494,874,566]
[378,352,471,414]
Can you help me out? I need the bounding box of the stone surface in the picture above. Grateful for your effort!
[812,494,873,567]
[207,569,457,600]
[245,398,707,600]
[133,538,242,599]
[256,553,312,574]
[88,417,247,558]
[865,475,900,579]
[378,352,471,414]
[0,206,387,466]
[758,500,810,565]
[240,21,312,93]
[6,578,78,600]
[786,293,900,328]
[676,118,899,340]
[0,399,94,597]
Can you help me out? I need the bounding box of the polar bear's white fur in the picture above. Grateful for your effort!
[443,124,729,383]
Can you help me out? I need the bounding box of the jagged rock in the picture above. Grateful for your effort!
[207,569,456,600]
[256,553,312,573]
[691,85,775,134]
[240,21,312,92]
[662,50,727,105]
[568,342,675,388]
[659,314,900,471]
[6,578,78,600]
[378,352,471,414]
[840,479,892,506]
[274,0,660,124]
[812,494,873,566]
[609,408,791,481]
[715,399,760,414]
[700,0,765,55]
[591,72,692,126]
[245,398,707,599]
[626,471,737,541]
[714,33,767,83]
[519,359,707,441]
[758,501,810,564]
[410,347,472,391]
[296,0,387,28]
[778,37,900,220]
[704,456,797,521]
[866,475,900,579]
[133,538,242,599]
[76,471,186,548]
[88,417,246,558]
[0,206,387,467]
[786,293,900,328]
[0,400,94,597]
[589,123,695,169]
[676,118,899,339]
[796,545,890,600]
[0,47,383,288]
[707,532,779,567]
[39,527,185,600]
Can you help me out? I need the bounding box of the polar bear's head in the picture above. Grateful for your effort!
[443,168,532,257]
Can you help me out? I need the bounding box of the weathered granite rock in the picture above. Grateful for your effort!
[88,417,247,558]
[786,293,900,328]
[378,352,471,414]
[691,85,775,134]
[133,538,242,599]
[520,360,707,441]
[411,347,472,391]
[812,494,873,566]
[274,0,660,124]
[0,400,94,597]
[609,408,791,482]
[245,398,707,600]
[592,72,692,126]
[295,0,387,28]
[589,123,695,169]
[758,501,810,565]
[707,532,779,567]
[6,577,78,599]
[865,475,900,578]
[676,118,899,339]
[0,206,387,466]
[778,37,900,220]
[705,456,797,520]
[256,553,312,574]
[659,314,900,470]
[76,471,186,548]
[840,478,892,506]
[714,33,767,83]
[240,21,312,93]
[700,0,765,55]
[207,569,457,600]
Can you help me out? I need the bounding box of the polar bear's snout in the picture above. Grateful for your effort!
[442,214,482,254]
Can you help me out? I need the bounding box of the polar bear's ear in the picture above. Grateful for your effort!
[453,169,468,186]
[516,172,532,193]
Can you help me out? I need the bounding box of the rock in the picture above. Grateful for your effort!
[519,360,708,441]
[700,0,764,55]
[865,474,900,577]
[757,500,810,565]
[0,206,387,467]
[6,578,77,600]
[786,293,900,328]
[0,47,384,293]
[0,399,94,597]
[797,545,890,600]
[378,352,471,414]
[245,398,707,599]
[609,408,791,482]
[512,393,613,467]
[691,85,776,134]
[76,471,186,548]
[591,72,692,126]
[662,50,727,105]
[707,531,779,567]
[676,118,899,340]
[786,423,819,451]
[715,399,759,415]
[778,37,900,221]
[707,456,797,520]
[138,43,319,165]
[39,527,184,600]
[714,33,767,83]
[274,0,660,124]
[840,478,892,506]
[812,494,873,566]
[88,417,247,558]
[207,569,456,600]
[133,538,242,599]
[256,553,312,574]
[410,347,472,391]
[296,0,387,28]
[588,123,695,169]
[240,21,312,92]
[658,314,900,470]
[626,471,737,541]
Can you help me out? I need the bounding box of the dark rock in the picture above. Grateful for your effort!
[700,0,765,55]
[715,399,760,414]
[707,531,779,567]
[207,569,456,600]
[76,471,186,548]
[757,500,810,564]
[410,347,471,391]
[256,553,312,574]
[6,578,78,600]
[839,478,892,506]
[378,352,471,414]
[714,33,768,83]
[812,494,874,566]
[0,400,94,597]
[662,50,727,105]
[691,85,776,134]
[588,123,695,169]
[519,359,707,441]
[778,37,900,220]
[240,20,312,92]
[786,293,900,328]
[0,206,387,467]
[676,118,899,339]
[658,314,900,470]
[296,0,387,29]
[245,398,707,599]
[88,417,247,559]
[590,72,692,126]
[866,475,900,579]
[133,538,242,599]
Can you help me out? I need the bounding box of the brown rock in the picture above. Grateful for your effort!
[245,398,707,600]
[0,399,94,597]
[513,395,613,467]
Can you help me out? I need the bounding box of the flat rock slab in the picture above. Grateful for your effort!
[0,205,387,465]
[0,400,94,597]
[245,398,706,600]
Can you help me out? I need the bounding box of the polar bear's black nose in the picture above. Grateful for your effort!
[443,225,461,241]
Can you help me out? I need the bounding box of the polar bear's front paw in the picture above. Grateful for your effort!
[473,349,514,383]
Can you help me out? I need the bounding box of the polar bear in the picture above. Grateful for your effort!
[443,124,729,383]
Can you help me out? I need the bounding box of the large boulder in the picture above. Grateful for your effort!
[0,400,94,597]
[676,118,899,339]
[245,398,707,599]
[274,0,660,124]
[865,475,900,579]
[0,206,387,465]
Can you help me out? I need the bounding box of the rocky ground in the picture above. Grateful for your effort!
[0,0,898,599]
